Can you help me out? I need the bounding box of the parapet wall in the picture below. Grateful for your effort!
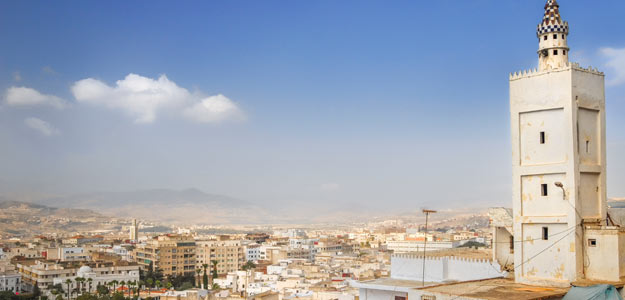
[510,62,604,81]
[390,254,507,283]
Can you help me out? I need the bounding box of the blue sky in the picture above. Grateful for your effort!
[1,1,624,212]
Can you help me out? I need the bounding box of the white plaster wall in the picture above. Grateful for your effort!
[521,173,568,217]
[580,173,601,219]
[519,109,566,166]
[493,227,514,268]
[359,288,406,300]
[520,223,569,282]
[584,229,622,281]
[391,255,505,283]
[391,256,445,282]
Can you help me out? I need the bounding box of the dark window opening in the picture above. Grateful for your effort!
[586,140,590,153]
[542,227,549,240]
[562,34,565,39]
[541,184,548,196]
[588,239,597,247]
[554,50,558,55]
[563,50,567,55]
[554,34,558,39]
[509,236,514,254]
[544,35,548,41]
[540,131,546,144]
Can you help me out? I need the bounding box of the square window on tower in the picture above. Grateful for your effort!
[541,184,548,196]
[554,50,558,55]
[553,34,558,39]
[544,35,548,41]
[542,227,549,240]
[540,132,546,144]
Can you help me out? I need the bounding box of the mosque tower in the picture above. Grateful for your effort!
[508,0,624,287]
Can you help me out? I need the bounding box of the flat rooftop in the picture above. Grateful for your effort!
[419,278,569,300]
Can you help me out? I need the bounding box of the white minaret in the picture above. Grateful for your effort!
[509,0,608,287]
[537,0,569,71]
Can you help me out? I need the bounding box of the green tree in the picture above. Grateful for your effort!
[201,264,209,289]
[210,260,219,284]
[87,278,93,294]
[178,282,193,291]
[97,284,109,296]
[119,281,125,298]
[195,269,201,288]
[65,279,73,300]
[111,293,125,300]
[211,283,220,291]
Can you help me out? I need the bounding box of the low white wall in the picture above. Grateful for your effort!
[391,254,506,282]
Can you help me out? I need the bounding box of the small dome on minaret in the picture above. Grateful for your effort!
[537,0,570,71]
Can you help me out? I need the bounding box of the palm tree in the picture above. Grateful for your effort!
[87,278,93,294]
[241,261,256,296]
[146,278,153,296]
[155,280,161,291]
[65,279,72,300]
[202,263,209,289]
[111,280,119,294]
[210,260,219,284]
[195,269,202,288]
[120,281,126,298]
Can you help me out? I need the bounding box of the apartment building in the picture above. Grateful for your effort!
[134,234,196,277]
[196,239,245,275]
[16,260,139,293]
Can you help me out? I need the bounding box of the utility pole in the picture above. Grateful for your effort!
[421,209,437,286]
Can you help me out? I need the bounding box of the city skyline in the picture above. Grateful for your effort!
[1,1,625,213]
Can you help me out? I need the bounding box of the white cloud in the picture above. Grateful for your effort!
[320,183,340,192]
[183,94,245,123]
[72,73,244,124]
[24,117,60,136]
[600,47,625,86]
[5,87,67,109]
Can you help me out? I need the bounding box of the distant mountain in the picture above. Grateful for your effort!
[33,188,276,225]
[0,200,117,238]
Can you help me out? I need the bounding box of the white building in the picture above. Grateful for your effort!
[355,253,506,300]
[0,260,21,293]
[509,0,625,287]
[51,265,140,294]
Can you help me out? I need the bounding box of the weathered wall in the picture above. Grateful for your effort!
[510,65,606,287]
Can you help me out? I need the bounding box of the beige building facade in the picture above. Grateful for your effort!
[134,234,196,277]
[196,240,245,275]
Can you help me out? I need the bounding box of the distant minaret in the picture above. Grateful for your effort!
[130,219,138,241]
[537,0,569,71]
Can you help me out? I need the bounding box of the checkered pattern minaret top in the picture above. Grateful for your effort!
[537,0,569,36]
